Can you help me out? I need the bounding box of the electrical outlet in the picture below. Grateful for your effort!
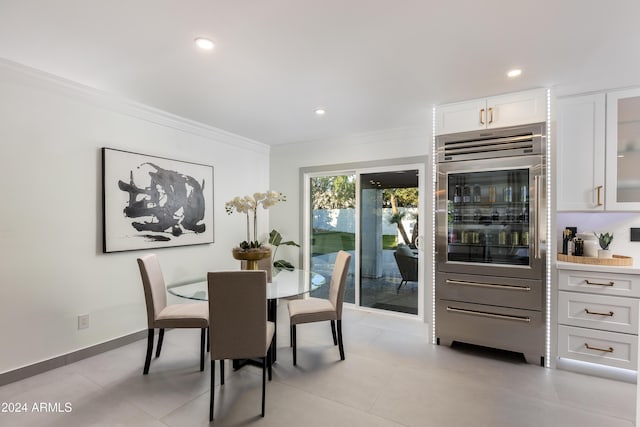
[78,314,90,330]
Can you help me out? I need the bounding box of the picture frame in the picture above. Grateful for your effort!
[102,147,214,253]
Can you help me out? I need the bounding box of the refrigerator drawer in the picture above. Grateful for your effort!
[558,325,638,370]
[437,273,543,310]
[436,299,544,365]
[558,291,639,334]
[558,270,640,298]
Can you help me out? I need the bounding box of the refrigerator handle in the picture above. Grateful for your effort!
[534,175,541,259]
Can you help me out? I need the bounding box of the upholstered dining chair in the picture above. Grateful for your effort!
[288,250,351,366]
[137,254,209,375]
[207,270,275,422]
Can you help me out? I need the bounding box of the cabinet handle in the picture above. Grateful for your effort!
[584,308,614,317]
[584,343,614,353]
[479,108,485,125]
[596,185,603,206]
[446,306,531,322]
[584,280,615,287]
[488,107,494,124]
[446,279,531,291]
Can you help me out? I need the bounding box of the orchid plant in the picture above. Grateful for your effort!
[225,191,286,249]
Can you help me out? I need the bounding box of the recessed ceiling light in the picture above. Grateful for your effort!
[194,37,214,50]
[314,108,326,116]
[507,69,522,78]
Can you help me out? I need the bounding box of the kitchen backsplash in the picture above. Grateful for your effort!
[556,212,640,265]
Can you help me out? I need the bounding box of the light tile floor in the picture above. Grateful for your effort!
[0,304,635,426]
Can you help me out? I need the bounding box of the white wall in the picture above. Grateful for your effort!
[0,61,270,374]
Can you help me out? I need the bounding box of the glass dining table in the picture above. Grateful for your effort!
[167,268,326,364]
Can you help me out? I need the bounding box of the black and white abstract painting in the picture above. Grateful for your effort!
[102,148,214,253]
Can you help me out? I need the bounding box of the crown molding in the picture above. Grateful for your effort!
[0,58,269,154]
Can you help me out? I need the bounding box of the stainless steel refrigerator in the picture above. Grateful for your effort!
[435,122,547,365]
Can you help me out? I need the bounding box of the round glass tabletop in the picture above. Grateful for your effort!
[167,269,326,301]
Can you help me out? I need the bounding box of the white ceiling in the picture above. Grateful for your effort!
[1,1,639,145]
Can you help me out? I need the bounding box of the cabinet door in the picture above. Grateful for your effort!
[435,98,487,135]
[556,93,606,211]
[486,89,547,129]
[606,88,640,210]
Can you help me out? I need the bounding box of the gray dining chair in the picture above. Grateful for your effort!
[137,254,209,375]
[287,250,351,366]
[207,270,275,422]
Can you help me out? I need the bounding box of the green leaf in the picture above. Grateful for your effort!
[279,240,300,247]
[269,229,283,246]
[273,259,295,271]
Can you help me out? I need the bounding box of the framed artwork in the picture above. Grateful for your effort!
[102,148,214,253]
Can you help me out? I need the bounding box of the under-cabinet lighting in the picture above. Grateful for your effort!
[314,108,326,116]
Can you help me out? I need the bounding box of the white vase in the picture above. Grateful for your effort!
[598,249,613,259]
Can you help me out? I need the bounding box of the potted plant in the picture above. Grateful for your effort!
[594,232,614,258]
[268,229,300,271]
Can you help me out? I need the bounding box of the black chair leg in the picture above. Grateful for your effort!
[267,339,273,381]
[200,328,206,371]
[290,324,293,347]
[337,320,345,361]
[210,360,215,422]
[330,320,338,345]
[155,328,164,358]
[397,280,406,294]
[261,357,266,417]
[220,360,225,385]
[292,324,297,366]
[143,329,154,375]
[207,327,210,352]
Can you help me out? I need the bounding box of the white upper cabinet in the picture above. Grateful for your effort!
[606,88,640,211]
[556,93,606,211]
[435,88,547,135]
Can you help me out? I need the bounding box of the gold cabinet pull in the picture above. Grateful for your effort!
[584,343,614,353]
[584,280,614,286]
[479,108,485,125]
[584,308,614,317]
[596,185,603,206]
[488,107,494,124]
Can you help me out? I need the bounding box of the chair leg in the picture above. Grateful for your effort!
[143,329,154,375]
[210,360,215,422]
[337,320,345,361]
[290,324,293,347]
[267,338,273,381]
[155,328,164,358]
[292,324,297,366]
[397,280,406,294]
[220,360,225,385]
[200,328,206,371]
[330,320,337,345]
[207,327,210,352]
[261,356,266,417]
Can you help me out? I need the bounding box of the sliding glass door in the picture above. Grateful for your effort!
[309,174,356,303]
[360,170,419,314]
[305,164,424,317]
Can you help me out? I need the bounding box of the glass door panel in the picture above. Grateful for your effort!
[447,169,530,266]
[309,174,356,303]
[359,170,419,315]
